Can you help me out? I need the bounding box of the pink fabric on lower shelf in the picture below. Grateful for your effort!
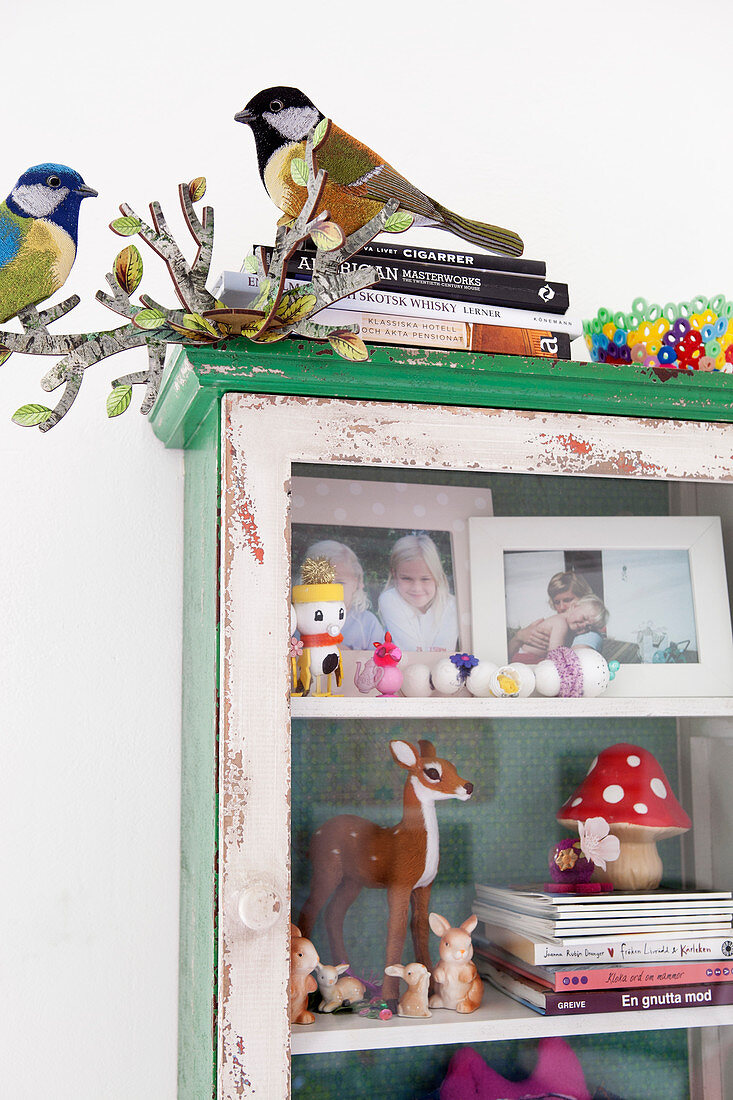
[439,1038,592,1100]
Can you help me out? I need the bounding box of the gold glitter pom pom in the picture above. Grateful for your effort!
[301,557,336,585]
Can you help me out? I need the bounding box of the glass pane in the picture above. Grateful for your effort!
[289,462,733,1099]
[292,1030,690,1100]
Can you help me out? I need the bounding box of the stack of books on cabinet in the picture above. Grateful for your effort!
[215,240,579,360]
[472,884,733,1017]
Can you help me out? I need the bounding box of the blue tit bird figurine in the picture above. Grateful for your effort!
[0,163,98,324]
[235,87,523,255]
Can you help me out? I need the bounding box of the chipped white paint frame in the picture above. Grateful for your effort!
[218,393,733,1100]
[469,515,733,697]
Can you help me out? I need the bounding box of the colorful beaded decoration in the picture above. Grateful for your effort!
[583,295,733,372]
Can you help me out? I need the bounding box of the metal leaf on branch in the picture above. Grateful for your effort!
[133,308,167,330]
[382,211,414,233]
[249,277,273,314]
[182,313,220,338]
[327,330,369,362]
[165,313,223,343]
[106,384,133,418]
[312,117,329,148]
[309,221,344,252]
[110,215,142,237]
[114,245,143,295]
[274,286,318,325]
[188,176,206,203]
[12,403,54,427]
[247,326,289,344]
[290,158,309,188]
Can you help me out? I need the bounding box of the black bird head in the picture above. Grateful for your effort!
[235,86,325,178]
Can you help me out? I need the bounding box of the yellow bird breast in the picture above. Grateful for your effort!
[264,142,307,220]
[263,141,385,237]
[38,219,76,288]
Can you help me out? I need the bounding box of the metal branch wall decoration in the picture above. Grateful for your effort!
[3,126,396,432]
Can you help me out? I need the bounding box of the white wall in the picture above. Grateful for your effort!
[2,1,732,1095]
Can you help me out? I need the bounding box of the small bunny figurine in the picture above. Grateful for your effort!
[314,963,366,1012]
[290,923,320,1025]
[384,962,432,1018]
[428,912,484,1013]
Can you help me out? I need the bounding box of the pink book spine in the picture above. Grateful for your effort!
[553,961,733,992]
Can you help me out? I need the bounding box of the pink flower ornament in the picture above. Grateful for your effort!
[578,816,620,871]
[290,636,304,658]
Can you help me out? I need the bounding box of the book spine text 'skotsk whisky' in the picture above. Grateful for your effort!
[215,272,581,337]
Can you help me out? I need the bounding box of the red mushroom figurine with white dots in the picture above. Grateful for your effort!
[556,743,691,891]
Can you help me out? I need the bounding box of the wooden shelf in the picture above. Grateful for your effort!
[291,982,730,1055]
[291,696,733,720]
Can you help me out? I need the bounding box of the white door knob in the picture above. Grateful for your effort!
[237,879,283,932]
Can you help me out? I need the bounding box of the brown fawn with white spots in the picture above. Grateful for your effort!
[298,739,473,1001]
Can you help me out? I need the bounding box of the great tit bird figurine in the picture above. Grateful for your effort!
[235,87,523,256]
[0,163,98,324]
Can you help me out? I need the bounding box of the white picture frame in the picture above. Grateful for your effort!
[468,515,733,697]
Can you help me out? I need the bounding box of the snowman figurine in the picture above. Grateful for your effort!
[292,558,346,697]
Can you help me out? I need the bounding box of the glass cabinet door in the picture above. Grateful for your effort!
[219,393,733,1100]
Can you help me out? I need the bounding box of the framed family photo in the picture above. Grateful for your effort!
[468,515,733,697]
[291,476,493,656]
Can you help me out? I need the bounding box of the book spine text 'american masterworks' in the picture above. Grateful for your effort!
[258,247,569,313]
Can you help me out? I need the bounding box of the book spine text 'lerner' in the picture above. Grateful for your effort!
[216,272,581,337]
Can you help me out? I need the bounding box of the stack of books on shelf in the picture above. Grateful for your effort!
[472,883,733,1017]
[214,239,579,360]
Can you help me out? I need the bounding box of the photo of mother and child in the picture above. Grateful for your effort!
[298,532,459,652]
[507,570,609,664]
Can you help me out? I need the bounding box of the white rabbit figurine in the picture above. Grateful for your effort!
[428,912,484,1013]
[314,963,366,1012]
[383,962,432,1017]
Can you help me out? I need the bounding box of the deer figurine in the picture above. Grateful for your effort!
[298,739,474,1002]
[314,963,366,1012]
